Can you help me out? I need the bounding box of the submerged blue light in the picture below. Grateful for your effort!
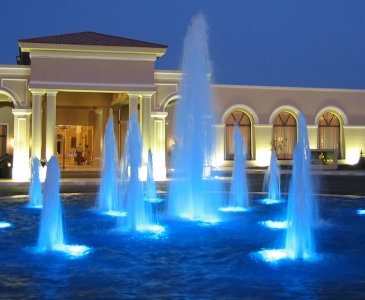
[0,221,12,228]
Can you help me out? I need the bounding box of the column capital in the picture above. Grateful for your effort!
[30,90,44,96]
[45,90,58,96]
[140,92,155,98]
[95,107,104,114]
[12,109,32,116]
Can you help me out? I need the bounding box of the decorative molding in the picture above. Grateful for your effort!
[268,105,300,125]
[220,104,259,125]
[1,78,29,107]
[314,106,348,126]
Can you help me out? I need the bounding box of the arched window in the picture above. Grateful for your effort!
[225,111,251,160]
[273,112,297,160]
[318,112,340,158]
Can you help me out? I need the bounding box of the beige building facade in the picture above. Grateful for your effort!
[1,32,365,180]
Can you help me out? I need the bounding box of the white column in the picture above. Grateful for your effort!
[31,91,43,159]
[151,111,168,179]
[94,107,104,166]
[12,109,32,181]
[128,93,139,118]
[45,90,58,161]
[141,93,153,163]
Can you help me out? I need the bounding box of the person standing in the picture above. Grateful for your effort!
[76,143,83,165]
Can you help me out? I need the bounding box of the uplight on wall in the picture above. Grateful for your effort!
[345,149,360,165]
[10,138,14,148]
[256,148,271,167]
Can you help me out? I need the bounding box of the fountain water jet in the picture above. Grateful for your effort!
[285,113,319,260]
[96,116,120,214]
[28,157,43,208]
[118,111,157,232]
[37,156,64,251]
[222,123,249,212]
[261,149,282,204]
[145,149,160,202]
[168,13,222,222]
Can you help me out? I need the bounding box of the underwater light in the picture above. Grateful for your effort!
[0,221,12,228]
[101,211,127,217]
[357,209,365,215]
[26,204,43,209]
[136,224,165,233]
[260,220,288,229]
[54,244,92,257]
[259,199,283,205]
[258,249,287,262]
[219,207,248,212]
[179,213,220,223]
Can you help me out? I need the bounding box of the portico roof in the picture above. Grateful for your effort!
[19,31,168,49]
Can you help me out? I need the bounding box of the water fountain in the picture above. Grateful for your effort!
[261,149,282,204]
[96,116,120,213]
[37,156,64,252]
[222,123,249,212]
[28,157,43,208]
[145,148,160,202]
[117,110,157,232]
[36,156,90,256]
[285,113,319,259]
[168,13,222,222]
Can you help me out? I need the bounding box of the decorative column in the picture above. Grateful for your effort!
[150,111,168,179]
[93,107,104,166]
[31,90,43,159]
[128,93,139,118]
[141,93,154,164]
[45,90,58,161]
[12,109,32,181]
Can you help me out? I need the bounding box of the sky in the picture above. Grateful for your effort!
[1,0,365,89]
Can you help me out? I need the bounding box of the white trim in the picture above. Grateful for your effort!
[1,78,29,107]
[154,71,182,80]
[12,109,32,116]
[314,106,348,126]
[268,105,300,125]
[30,50,158,62]
[151,111,168,118]
[29,80,156,92]
[0,65,31,76]
[220,104,259,124]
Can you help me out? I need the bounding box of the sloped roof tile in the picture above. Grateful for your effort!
[19,31,168,49]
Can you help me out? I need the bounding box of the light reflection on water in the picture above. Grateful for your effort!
[0,193,364,299]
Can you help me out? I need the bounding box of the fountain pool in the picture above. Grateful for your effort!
[1,193,365,299]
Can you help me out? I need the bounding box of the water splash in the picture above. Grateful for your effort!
[263,149,281,202]
[285,114,319,260]
[37,156,64,252]
[28,157,43,208]
[227,123,249,210]
[96,116,120,213]
[168,13,222,222]
[117,110,156,232]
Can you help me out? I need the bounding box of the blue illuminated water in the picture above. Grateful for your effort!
[263,149,281,202]
[28,157,43,208]
[1,193,365,299]
[168,14,222,222]
[228,122,249,210]
[96,116,119,213]
[285,114,319,259]
[117,110,156,232]
[37,156,64,251]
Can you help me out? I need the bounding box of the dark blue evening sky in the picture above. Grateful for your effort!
[1,1,365,89]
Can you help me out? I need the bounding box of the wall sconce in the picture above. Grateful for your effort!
[10,137,14,148]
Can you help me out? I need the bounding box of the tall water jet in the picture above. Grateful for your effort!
[28,157,43,208]
[96,116,120,213]
[37,156,64,251]
[262,149,281,202]
[227,123,249,210]
[145,149,159,202]
[118,110,155,232]
[168,14,222,222]
[285,114,319,259]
